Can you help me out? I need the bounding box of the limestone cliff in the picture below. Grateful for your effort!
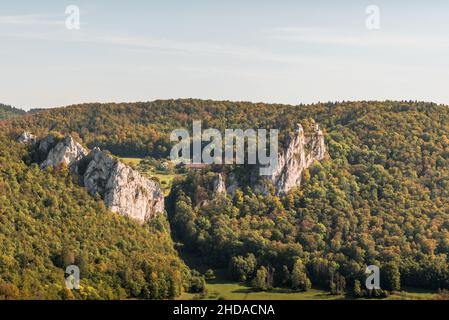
[265,121,325,195]
[26,134,164,223]
[40,135,88,174]
[268,121,325,194]
[17,131,36,144]
[213,172,227,195]
[209,121,325,197]
[83,148,164,223]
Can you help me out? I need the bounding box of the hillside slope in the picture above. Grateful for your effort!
[3,99,449,296]
[0,133,188,299]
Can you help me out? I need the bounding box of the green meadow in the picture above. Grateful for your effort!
[179,280,439,300]
[179,282,341,300]
[119,157,142,166]
[118,157,178,195]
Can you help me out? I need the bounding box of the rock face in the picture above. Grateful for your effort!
[268,121,325,194]
[213,173,227,195]
[40,136,88,174]
[30,134,164,223]
[17,132,37,144]
[37,135,57,155]
[210,121,325,197]
[83,148,164,223]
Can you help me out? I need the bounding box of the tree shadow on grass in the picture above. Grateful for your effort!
[232,288,258,294]
[231,287,346,300]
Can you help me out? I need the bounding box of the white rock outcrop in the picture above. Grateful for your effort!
[83,148,164,223]
[268,121,325,194]
[213,172,227,196]
[40,136,88,173]
[30,134,164,223]
[210,121,325,197]
[17,132,37,144]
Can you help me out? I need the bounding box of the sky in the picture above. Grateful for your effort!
[0,0,448,110]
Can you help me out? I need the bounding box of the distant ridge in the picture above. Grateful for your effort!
[0,103,26,120]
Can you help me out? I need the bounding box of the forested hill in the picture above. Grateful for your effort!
[5,99,447,158]
[160,99,449,294]
[3,99,449,296]
[0,133,188,299]
[0,103,26,120]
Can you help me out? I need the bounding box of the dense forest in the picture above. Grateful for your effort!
[0,133,189,299]
[2,99,449,298]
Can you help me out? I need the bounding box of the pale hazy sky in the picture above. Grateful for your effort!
[0,0,448,110]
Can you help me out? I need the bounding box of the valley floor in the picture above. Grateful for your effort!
[178,279,438,300]
[179,282,341,300]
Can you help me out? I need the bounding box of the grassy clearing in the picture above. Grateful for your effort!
[203,282,340,300]
[177,265,343,300]
[179,280,439,300]
[151,173,178,196]
[117,157,179,195]
[176,261,439,301]
[119,157,142,166]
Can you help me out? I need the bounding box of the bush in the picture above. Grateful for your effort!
[189,276,207,294]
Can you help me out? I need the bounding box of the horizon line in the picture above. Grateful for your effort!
[3,98,449,112]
